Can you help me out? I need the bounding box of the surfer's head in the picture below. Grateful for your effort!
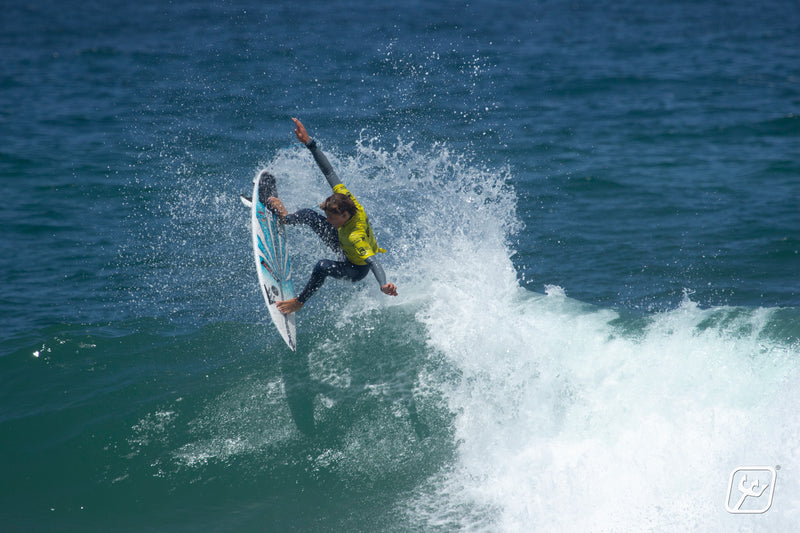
[319,193,356,228]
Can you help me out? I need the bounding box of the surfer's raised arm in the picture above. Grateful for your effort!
[292,117,342,189]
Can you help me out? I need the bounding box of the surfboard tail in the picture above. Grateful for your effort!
[267,304,297,351]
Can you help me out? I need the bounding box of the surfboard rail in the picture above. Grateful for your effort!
[247,170,296,351]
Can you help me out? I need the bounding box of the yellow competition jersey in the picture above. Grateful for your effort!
[333,184,386,265]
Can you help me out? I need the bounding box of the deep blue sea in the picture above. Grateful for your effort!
[2,0,799,531]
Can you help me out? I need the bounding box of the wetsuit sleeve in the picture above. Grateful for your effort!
[364,256,387,287]
[305,139,342,189]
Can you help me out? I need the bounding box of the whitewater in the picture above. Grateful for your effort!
[208,141,800,531]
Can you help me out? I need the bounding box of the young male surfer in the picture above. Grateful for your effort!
[269,118,398,314]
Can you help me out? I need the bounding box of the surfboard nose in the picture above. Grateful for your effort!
[258,171,278,204]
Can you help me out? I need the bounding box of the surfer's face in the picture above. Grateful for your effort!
[325,210,351,229]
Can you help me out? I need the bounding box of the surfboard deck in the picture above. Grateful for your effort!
[244,170,296,351]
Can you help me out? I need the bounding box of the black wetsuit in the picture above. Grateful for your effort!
[288,139,388,304]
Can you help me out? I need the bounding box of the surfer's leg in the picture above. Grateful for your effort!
[296,260,370,304]
[296,260,343,304]
[285,208,340,251]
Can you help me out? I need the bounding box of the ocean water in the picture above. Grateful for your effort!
[2,0,799,531]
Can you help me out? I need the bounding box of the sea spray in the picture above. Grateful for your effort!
[133,136,800,532]
[326,142,800,531]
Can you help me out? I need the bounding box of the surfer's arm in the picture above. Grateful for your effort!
[293,117,342,189]
[365,256,398,296]
[306,139,343,189]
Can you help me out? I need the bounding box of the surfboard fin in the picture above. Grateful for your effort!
[240,194,252,208]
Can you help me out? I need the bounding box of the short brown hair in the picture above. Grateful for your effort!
[319,193,357,217]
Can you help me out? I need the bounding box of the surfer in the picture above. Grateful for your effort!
[270,118,398,314]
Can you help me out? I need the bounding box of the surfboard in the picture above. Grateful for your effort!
[241,170,297,351]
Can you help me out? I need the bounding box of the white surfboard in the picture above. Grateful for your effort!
[242,170,296,351]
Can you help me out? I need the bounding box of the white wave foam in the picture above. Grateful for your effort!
[341,142,800,532]
[415,291,800,531]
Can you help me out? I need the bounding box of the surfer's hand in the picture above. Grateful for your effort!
[381,283,398,296]
[268,197,288,220]
[292,118,310,144]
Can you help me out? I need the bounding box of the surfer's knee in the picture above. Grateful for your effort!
[313,259,337,275]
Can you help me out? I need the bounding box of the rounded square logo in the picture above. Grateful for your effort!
[725,466,777,514]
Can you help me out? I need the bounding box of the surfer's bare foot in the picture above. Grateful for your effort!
[267,196,288,220]
[276,298,303,314]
